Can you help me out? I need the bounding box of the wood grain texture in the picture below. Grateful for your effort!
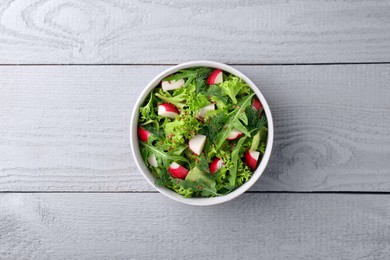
[1,193,390,259]
[0,65,389,192]
[0,0,389,64]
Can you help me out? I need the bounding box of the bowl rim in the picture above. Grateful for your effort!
[130,60,274,206]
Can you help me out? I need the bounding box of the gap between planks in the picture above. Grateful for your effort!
[3,191,390,195]
[0,62,389,66]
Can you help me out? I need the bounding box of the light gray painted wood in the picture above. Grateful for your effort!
[1,193,390,259]
[1,65,389,192]
[0,0,390,64]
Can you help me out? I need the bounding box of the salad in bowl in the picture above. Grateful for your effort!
[130,61,273,205]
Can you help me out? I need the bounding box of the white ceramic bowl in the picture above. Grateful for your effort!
[130,61,273,206]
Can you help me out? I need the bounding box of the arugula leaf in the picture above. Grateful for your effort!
[227,136,247,188]
[215,93,255,149]
[140,142,188,168]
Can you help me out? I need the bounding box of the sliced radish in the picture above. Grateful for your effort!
[209,158,224,174]
[188,134,207,155]
[207,69,223,85]
[245,151,260,170]
[138,126,151,142]
[253,97,263,111]
[158,103,179,119]
[161,79,185,91]
[197,103,215,119]
[168,162,189,179]
[226,129,243,140]
[147,154,158,167]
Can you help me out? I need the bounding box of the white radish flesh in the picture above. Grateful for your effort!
[162,79,185,91]
[188,134,207,155]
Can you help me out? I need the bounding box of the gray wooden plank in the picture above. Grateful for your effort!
[0,65,389,192]
[0,0,390,64]
[1,193,390,259]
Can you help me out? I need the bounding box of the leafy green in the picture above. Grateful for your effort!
[259,126,268,154]
[140,142,188,168]
[155,88,188,109]
[179,179,219,197]
[236,160,252,186]
[164,67,212,82]
[195,154,210,174]
[195,68,212,94]
[172,182,194,198]
[187,93,210,114]
[164,113,200,145]
[227,136,247,188]
[246,106,267,132]
[220,75,249,104]
[140,92,157,122]
[142,122,164,139]
[215,93,255,149]
[250,131,260,151]
[154,168,171,187]
[200,111,227,144]
[206,85,228,103]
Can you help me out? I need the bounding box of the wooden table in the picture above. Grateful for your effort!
[1,1,390,259]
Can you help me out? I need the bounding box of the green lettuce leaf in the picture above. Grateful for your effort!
[220,76,250,104]
[187,93,210,114]
[139,92,157,122]
[164,113,200,145]
[155,87,188,109]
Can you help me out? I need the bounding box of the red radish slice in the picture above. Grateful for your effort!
[197,103,215,119]
[138,126,151,142]
[245,151,260,170]
[226,129,243,140]
[209,158,224,174]
[147,154,158,167]
[168,162,189,179]
[207,69,223,85]
[253,97,263,111]
[158,103,179,119]
[161,79,185,91]
[188,134,207,155]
